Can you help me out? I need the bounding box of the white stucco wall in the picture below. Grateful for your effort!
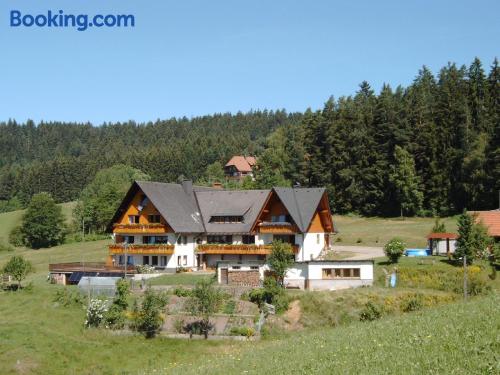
[432,239,456,255]
[301,232,325,261]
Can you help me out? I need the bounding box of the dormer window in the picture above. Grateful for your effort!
[271,214,289,223]
[128,215,140,224]
[148,214,161,223]
[209,216,243,224]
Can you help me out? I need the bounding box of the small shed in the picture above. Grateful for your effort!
[77,276,121,298]
[427,233,458,256]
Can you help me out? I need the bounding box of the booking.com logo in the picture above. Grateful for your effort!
[10,10,135,31]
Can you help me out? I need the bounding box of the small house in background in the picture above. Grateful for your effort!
[224,155,257,182]
[427,233,458,256]
[470,210,500,241]
[216,260,374,291]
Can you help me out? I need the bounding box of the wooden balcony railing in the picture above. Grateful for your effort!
[196,244,299,255]
[112,223,169,234]
[49,262,135,273]
[109,244,175,255]
[258,222,297,234]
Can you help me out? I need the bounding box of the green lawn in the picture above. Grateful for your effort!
[332,215,459,247]
[0,201,76,246]
[169,294,500,375]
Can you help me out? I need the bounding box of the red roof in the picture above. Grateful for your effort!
[427,232,458,240]
[470,210,500,237]
[225,156,256,172]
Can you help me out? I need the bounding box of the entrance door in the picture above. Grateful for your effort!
[220,268,228,284]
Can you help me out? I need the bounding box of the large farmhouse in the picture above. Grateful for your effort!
[107,180,334,270]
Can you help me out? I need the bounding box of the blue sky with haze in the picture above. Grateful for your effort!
[1,0,499,125]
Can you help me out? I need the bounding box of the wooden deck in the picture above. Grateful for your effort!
[48,262,135,273]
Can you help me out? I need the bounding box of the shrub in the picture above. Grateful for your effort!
[184,320,214,337]
[223,300,237,315]
[85,299,108,328]
[136,264,156,274]
[248,277,289,314]
[136,289,168,338]
[8,226,25,247]
[186,279,224,338]
[2,255,34,289]
[173,317,185,333]
[401,293,424,312]
[173,286,193,297]
[104,304,126,329]
[230,326,255,337]
[359,301,383,321]
[54,288,85,307]
[384,238,406,263]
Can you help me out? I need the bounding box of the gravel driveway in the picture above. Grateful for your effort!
[331,245,384,260]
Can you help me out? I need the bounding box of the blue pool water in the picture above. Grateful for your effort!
[405,248,431,257]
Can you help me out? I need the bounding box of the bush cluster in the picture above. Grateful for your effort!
[248,277,289,314]
[229,326,255,337]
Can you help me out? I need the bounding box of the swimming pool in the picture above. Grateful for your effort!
[405,248,431,257]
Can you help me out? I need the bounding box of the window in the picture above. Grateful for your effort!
[316,234,320,244]
[271,214,288,223]
[209,216,243,223]
[250,266,259,270]
[148,214,161,223]
[275,235,295,244]
[242,235,255,244]
[322,268,361,279]
[125,236,135,244]
[155,236,169,244]
[128,215,140,224]
[118,255,124,265]
[177,256,182,266]
[232,266,241,270]
[143,256,149,265]
[143,236,152,244]
[160,256,167,266]
[151,256,158,266]
[177,235,188,245]
[183,255,187,266]
[207,235,233,244]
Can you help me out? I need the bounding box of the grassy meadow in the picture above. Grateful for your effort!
[0,207,498,374]
[332,215,459,247]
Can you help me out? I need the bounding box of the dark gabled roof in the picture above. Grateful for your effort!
[273,187,325,232]
[196,189,269,233]
[107,181,207,233]
[137,181,206,233]
[109,181,331,234]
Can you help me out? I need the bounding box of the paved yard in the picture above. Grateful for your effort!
[331,245,384,260]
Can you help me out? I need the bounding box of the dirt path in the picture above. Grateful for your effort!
[331,245,384,260]
[283,300,303,330]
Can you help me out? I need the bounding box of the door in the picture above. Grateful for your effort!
[220,268,228,284]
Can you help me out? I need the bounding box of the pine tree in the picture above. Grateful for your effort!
[389,146,423,216]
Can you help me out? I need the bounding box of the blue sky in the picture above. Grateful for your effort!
[1,0,498,125]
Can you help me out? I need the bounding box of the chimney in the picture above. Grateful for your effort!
[181,180,193,196]
[212,182,223,190]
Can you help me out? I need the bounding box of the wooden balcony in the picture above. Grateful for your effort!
[109,244,175,255]
[49,262,134,273]
[258,222,297,234]
[112,223,170,234]
[196,244,299,255]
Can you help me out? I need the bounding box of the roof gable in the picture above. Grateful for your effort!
[273,187,326,232]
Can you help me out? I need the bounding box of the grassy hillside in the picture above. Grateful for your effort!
[170,294,499,375]
[332,215,458,247]
[0,202,76,245]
